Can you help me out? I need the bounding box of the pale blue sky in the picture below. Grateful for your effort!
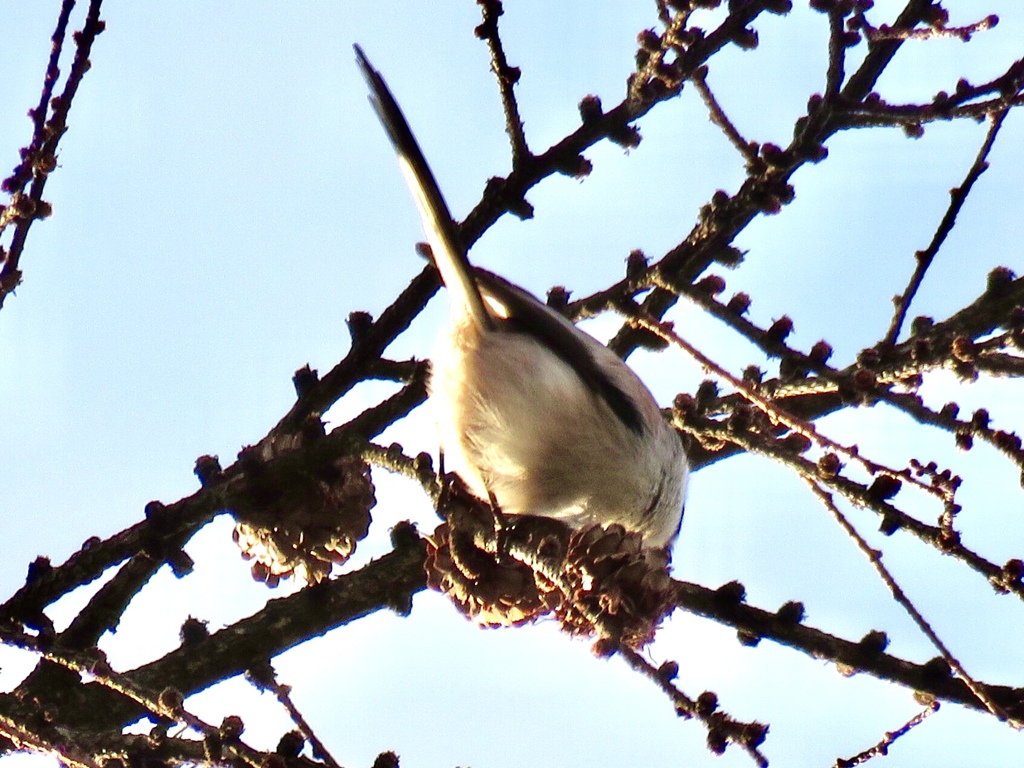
[2,2,1024,766]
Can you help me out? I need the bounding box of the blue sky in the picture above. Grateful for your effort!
[2,1,1024,766]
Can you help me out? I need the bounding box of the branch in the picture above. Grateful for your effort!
[883,108,1011,345]
[672,579,1024,718]
[17,527,426,734]
[805,479,1016,726]
[474,0,530,167]
[0,0,105,308]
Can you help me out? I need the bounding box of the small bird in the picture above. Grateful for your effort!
[355,46,688,549]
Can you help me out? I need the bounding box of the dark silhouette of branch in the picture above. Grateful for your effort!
[8,526,425,737]
[833,700,939,767]
[0,0,105,308]
[884,108,1013,345]
[474,0,531,168]
[805,479,1013,724]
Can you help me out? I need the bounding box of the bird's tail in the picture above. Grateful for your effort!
[354,45,491,330]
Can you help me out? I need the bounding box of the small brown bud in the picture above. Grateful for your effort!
[656,660,680,682]
[706,727,728,755]
[742,722,769,749]
[760,143,787,168]
[808,340,833,365]
[742,365,763,385]
[765,316,794,344]
[950,336,975,363]
[607,122,641,149]
[144,501,174,533]
[292,364,319,398]
[714,245,745,267]
[637,29,661,52]
[857,630,889,654]
[591,637,619,658]
[731,26,759,50]
[971,408,990,430]
[193,455,222,485]
[625,250,648,280]
[910,315,934,336]
[879,511,901,535]
[179,616,210,647]
[817,452,842,478]
[693,274,726,296]
[714,580,746,604]
[920,657,952,681]
[26,556,53,584]
[579,95,603,125]
[776,601,805,624]
[921,5,949,27]
[903,122,924,139]
[672,392,697,418]
[219,715,244,742]
[726,292,751,315]
[857,347,881,368]
[868,475,901,501]
[276,731,305,758]
[554,153,592,179]
[840,30,861,47]
[695,379,719,411]
[695,691,719,716]
[346,310,374,342]
[737,629,760,646]
[546,285,570,311]
[158,687,184,714]
[1002,559,1024,584]
[985,267,1016,296]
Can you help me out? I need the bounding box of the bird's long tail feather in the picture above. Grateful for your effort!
[355,45,491,330]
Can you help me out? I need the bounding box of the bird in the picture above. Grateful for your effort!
[355,46,688,549]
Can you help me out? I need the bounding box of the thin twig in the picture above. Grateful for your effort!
[825,8,848,98]
[0,0,105,308]
[0,712,100,768]
[883,108,1010,345]
[474,0,530,167]
[833,700,940,768]
[804,479,1017,727]
[248,663,343,768]
[681,408,1024,603]
[18,644,267,768]
[865,14,998,43]
[619,303,944,501]
[504,536,770,766]
[617,646,769,767]
[692,68,759,164]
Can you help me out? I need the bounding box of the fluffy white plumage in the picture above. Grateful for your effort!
[356,46,687,548]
